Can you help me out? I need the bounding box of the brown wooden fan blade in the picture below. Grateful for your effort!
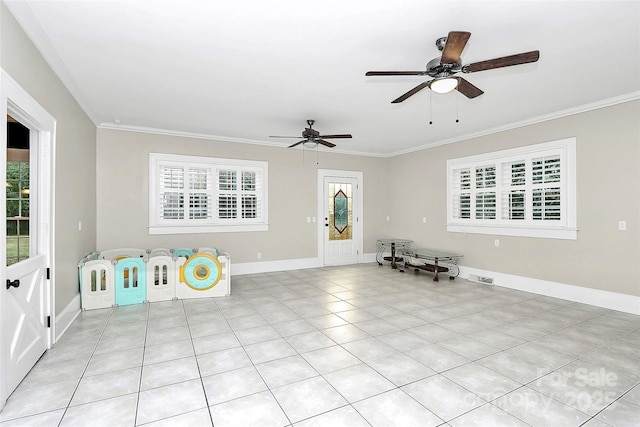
[463,50,539,73]
[270,135,299,138]
[366,71,426,76]
[318,134,352,139]
[288,140,306,148]
[391,81,431,103]
[317,139,336,148]
[441,31,471,64]
[456,77,484,99]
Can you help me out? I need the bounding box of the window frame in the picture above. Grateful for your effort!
[149,153,268,234]
[446,138,577,240]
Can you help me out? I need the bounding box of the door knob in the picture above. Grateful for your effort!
[6,279,20,290]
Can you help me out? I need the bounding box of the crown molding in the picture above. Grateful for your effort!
[387,91,640,157]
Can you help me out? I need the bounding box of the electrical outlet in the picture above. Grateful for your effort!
[386,216,390,222]
[618,221,627,231]
[306,217,311,223]
[494,239,500,247]
[422,217,427,223]
[257,252,262,259]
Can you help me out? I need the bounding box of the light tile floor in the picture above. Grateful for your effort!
[1,263,639,426]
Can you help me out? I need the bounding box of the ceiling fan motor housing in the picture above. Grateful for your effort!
[303,128,320,139]
[426,57,462,77]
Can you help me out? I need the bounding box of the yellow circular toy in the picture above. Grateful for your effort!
[179,253,222,291]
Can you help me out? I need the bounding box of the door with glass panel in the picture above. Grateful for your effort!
[2,79,54,409]
[322,174,361,266]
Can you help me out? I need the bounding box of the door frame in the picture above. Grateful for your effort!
[317,169,363,266]
[1,69,56,407]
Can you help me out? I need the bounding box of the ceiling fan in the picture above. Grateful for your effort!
[270,120,352,148]
[366,31,539,102]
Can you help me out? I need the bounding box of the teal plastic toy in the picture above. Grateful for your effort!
[115,257,146,305]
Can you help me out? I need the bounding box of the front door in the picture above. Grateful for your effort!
[318,170,362,266]
[1,71,55,409]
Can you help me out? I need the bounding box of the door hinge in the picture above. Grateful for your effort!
[47,316,51,328]
[46,267,51,280]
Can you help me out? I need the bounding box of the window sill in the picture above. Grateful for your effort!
[149,224,268,235]
[447,224,577,240]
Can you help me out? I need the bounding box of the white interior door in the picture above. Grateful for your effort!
[318,170,363,266]
[4,254,49,398]
[1,70,55,409]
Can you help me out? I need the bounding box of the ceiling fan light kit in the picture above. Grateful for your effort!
[430,77,459,94]
[366,31,539,102]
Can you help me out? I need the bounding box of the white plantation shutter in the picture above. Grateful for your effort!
[475,165,496,219]
[188,168,213,220]
[216,168,263,221]
[451,168,471,219]
[217,169,237,219]
[241,171,259,219]
[150,154,268,234]
[531,155,561,221]
[475,165,496,189]
[501,161,526,220]
[447,138,576,239]
[532,155,561,184]
[159,166,185,220]
[475,192,496,219]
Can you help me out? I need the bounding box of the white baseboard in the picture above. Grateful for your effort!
[54,293,81,343]
[232,253,379,276]
[362,253,377,264]
[232,257,323,275]
[460,266,640,315]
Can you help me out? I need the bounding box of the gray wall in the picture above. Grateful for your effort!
[96,128,392,261]
[1,2,97,315]
[96,100,639,298]
[387,100,640,297]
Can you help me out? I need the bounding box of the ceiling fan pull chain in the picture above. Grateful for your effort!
[456,91,460,123]
[429,90,433,125]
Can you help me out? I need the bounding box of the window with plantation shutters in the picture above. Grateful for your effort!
[447,138,577,240]
[150,153,268,234]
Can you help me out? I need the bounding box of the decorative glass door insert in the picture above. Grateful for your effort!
[328,182,352,241]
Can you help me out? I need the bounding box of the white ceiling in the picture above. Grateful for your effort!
[6,0,640,156]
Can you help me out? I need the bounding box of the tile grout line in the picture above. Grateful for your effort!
[56,307,115,427]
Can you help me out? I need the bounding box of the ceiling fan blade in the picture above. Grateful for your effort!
[288,140,306,148]
[462,50,540,73]
[391,81,431,103]
[318,134,352,139]
[441,31,471,64]
[366,71,426,76]
[317,139,336,148]
[455,77,484,99]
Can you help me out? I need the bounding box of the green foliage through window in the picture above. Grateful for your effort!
[6,161,30,265]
